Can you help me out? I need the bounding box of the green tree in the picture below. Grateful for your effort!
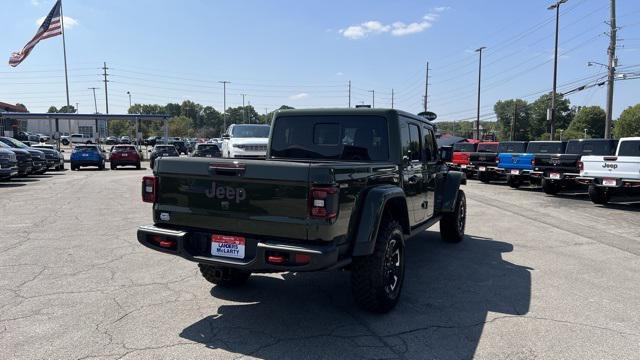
[47,106,58,113]
[58,105,76,113]
[566,106,606,139]
[164,103,182,117]
[108,120,133,137]
[494,99,530,140]
[168,116,193,137]
[614,104,640,138]
[528,93,574,140]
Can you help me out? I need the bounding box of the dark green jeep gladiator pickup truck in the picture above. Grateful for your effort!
[138,108,467,312]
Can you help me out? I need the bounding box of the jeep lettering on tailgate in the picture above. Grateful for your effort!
[205,182,247,203]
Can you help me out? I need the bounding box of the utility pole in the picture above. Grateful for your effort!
[219,81,230,130]
[511,101,517,141]
[391,89,394,109]
[348,80,352,108]
[475,47,486,140]
[605,0,617,139]
[75,102,79,113]
[88,87,98,113]
[247,101,252,124]
[102,62,109,114]
[424,62,430,112]
[548,0,568,140]
[368,90,375,108]
[241,94,246,123]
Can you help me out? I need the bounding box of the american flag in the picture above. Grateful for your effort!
[9,0,63,67]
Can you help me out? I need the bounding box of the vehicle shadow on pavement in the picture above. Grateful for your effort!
[179,233,532,359]
[0,181,27,187]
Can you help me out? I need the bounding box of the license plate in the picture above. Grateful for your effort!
[211,235,245,259]
[550,173,561,179]
[510,169,520,175]
[82,153,88,157]
[206,154,212,158]
[479,166,486,172]
[460,164,467,169]
[122,154,128,157]
[602,178,617,187]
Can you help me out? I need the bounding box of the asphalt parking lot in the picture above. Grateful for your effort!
[1,168,639,360]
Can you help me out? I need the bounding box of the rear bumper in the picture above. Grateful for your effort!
[137,224,344,272]
[111,159,140,165]
[578,177,640,188]
[71,159,102,167]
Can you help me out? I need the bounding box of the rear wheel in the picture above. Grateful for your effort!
[110,163,116,170]
[588,185,610,204]
[98,161,105,170]
[136,162,141,170]
[351,217,405,313]
[440,190,466,243]
[199,265,251,287]
[507,175,521,188]
[542,179,559,195]
[478,172,490,183]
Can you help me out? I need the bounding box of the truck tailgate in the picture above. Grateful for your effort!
[582,156,640,180]
[154,158,311,240]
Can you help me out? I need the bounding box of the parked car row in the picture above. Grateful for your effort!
[447,137,640,205]
[69,144,145,171]
[0,136,65,181]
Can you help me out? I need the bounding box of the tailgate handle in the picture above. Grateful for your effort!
[209,162,245,175]
[603,156,617,161]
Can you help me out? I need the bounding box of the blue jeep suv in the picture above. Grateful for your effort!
[70,145,106,170]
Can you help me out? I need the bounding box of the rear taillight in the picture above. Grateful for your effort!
[309,186,339,219]
[531,158,536,166]
[495,156,500,163]
[142,176,158,203]
[578,161,583,171]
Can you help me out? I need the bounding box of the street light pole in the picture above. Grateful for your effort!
[548,0,568,140]
[241,93,246,123]
[368,90,375,108]
[127,91,132,110]
[475,46,486,140]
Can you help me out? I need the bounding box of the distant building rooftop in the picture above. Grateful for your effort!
[0,102,28,113]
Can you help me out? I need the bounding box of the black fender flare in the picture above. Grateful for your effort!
[352,185,410,257]
[439,170,466,213]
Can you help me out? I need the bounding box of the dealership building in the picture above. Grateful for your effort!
[0,101,106,138]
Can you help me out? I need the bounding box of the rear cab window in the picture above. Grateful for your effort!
[565,140,617,155]
[526,142,566,154]
[477,143,498,152]
[112,146,136,152]
[618,140,640,157]
[453,143,477,152]
[270,115,389,161]
[498,142,527,153]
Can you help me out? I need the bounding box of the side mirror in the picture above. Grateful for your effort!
[439,146,453,162]
[222,133,230,139]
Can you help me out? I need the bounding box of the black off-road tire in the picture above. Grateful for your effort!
[478,172,490,183]
[351,217,405,313]
[507,175,521,188]
[440,190,466,243]
[588,185,609,205]
[199,264,251,287]
[542,179,559,195]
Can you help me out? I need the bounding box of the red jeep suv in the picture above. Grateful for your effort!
[109,145,141,170]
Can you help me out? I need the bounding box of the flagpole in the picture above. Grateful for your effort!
[59,0,71,141]
[60,0,70,109]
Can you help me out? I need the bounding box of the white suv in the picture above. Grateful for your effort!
[61,133,95,145]
[221,124,270,159]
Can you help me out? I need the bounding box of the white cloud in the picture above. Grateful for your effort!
[434,6,451,12]
[336,72,344,76]
[36,16,78,29]
[339,10,446,40]
[289,93,309,100]
[31,0,41,6]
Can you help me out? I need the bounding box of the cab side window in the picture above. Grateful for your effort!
[423,126,437,162]
[401,119,423,162]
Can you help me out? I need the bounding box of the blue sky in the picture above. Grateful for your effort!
[2,0,639,122]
